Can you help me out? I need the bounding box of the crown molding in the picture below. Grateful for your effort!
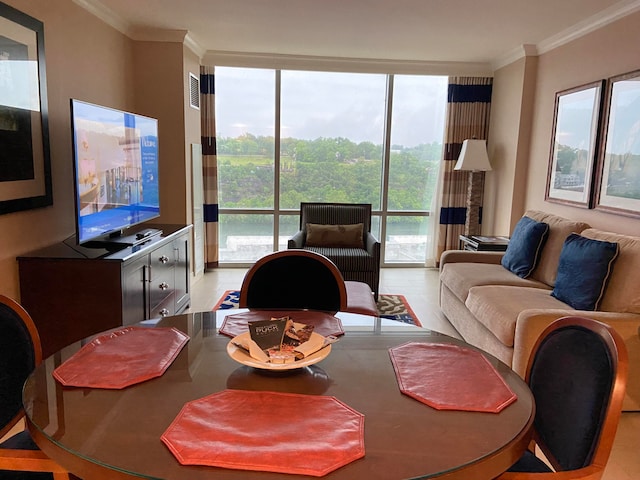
[201,50,494,76]
[75,0,640,72]
[492,44,538,70]
[537,0,640,54]
[492,0,640,69]
[72,0,130,34]
[184,34,206,59]
[72,0,205,58]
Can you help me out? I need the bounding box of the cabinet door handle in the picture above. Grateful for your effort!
[159,255,170,264]
[159,282,170,290]
[159,308,170,317]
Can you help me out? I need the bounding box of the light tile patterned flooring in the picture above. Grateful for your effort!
[190,267,639,480]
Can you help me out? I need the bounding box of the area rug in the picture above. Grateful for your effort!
[213,290,421,327]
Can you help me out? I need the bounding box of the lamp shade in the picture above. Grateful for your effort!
[454,139,492,171]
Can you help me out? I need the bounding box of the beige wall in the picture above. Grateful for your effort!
[492,10,640,236]
[183,46,203,229]
[485,55,537,235]
[1,0,200,300]
[0,0,134,299]
[132,40,189,225]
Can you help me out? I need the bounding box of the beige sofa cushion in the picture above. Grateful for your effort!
[581,229,640,314]
[524,210,590,286]
[440,263,549,303]
[465,285,573,347]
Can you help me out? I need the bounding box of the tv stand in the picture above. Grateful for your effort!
[17,224,192,357]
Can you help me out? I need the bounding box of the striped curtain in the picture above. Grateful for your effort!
[436,76,493,262]
[200,66,219,268]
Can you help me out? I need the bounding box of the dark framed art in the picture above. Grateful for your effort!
[0,2,52,214]
[545,81,604,208]
[595,69,640,218]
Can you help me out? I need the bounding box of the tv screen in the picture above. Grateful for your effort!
[70,99,160,245]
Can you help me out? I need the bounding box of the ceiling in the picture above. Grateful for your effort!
[79,0,640,67]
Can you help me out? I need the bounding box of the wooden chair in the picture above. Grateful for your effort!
[0,295,71,479]
[239,249,348,314]
[496,316,628,480]
[288,202,381,300]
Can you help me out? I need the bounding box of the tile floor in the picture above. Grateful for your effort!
[190,267,640,480]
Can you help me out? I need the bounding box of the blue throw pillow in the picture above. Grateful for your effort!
[501,216,549,278]
[551,234,619,311]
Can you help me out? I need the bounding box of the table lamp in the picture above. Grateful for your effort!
[454,139,492,237]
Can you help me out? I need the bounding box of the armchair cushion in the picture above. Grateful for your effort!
[305,223,364,248]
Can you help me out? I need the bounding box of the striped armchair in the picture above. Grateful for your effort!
[288,203,381,299]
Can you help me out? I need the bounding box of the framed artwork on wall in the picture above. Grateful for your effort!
[595,69,640,218]
[0,2,52,215]
[545,81,604,208]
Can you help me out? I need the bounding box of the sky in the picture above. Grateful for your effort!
[214,67,447,147]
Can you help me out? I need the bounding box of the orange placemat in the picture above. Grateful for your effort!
[389,342,517,413]
[53,327,189,389]
[219,310,345,338]
[162,389,364,476]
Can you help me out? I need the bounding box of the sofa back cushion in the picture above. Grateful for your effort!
[501,216,549,278]
[524,210,590,286]
[581,228,640,314]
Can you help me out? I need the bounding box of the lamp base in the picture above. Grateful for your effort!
[464,171,485,237]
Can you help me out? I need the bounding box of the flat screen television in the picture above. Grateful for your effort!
[70,99,160,247]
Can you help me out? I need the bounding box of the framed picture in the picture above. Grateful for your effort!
[0,2,52,214]
[595,69,640,218]
[545,81,604,208]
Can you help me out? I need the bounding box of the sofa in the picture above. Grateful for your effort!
[439,210,640,411]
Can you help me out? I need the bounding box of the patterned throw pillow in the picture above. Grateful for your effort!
[501,216,549,278]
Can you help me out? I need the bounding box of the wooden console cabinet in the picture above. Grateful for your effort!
[18,224,192,357]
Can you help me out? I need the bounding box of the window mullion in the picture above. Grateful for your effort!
[273,70,282,251]
[379,74,394,263]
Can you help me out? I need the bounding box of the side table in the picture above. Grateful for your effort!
[459,235,510,252]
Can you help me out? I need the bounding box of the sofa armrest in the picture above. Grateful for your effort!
[512,309,640,378]
[439,250,505,271]
[288,231,305,248]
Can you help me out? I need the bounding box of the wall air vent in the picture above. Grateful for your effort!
[189,72,200,110]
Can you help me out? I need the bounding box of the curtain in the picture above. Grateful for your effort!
[200,65,219,268]
[436,76,493,262]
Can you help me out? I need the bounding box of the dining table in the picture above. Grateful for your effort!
[23,309,534,480]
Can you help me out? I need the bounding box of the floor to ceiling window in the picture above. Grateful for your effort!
[215,67,447,266]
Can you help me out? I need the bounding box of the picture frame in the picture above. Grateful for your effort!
[545,81,604,208]
[594,69,640,218]
[0,2,52,215]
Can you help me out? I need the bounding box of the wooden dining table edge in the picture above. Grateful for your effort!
[428,404,535,480]
[27,419,147,480]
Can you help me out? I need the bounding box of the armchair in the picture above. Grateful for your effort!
[288,202,381,299]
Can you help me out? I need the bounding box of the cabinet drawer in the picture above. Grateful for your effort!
[150,242,176,275]
[150,292,176,319]
[149,268,175,314]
